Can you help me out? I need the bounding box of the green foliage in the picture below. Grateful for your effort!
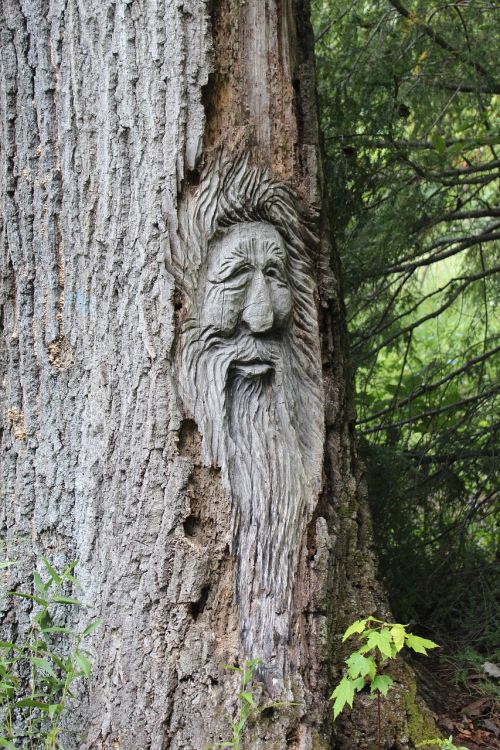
[440,646,500,701]
[416,736,468,750]
[0,559,101,749]
[330,617,438,720]
[207,659,297,749]
[313,0,499,661]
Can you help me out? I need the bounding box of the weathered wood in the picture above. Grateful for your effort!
[173,154,324,686]
[1,1,432,748]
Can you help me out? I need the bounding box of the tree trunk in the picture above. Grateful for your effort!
[0,1,433,748]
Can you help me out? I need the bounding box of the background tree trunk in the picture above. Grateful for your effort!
[1,1,433,748]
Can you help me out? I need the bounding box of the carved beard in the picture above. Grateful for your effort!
[179,310,323,678]
[227,361,307,674]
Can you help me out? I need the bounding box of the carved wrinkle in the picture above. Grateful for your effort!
[174,155,324,679]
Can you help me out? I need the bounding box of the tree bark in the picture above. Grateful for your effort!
[0,1,433,748]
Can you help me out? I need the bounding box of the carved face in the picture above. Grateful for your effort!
[201,222,293,344]
[176,158,324,680]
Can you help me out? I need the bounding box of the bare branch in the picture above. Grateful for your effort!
[387,0,498,84]
[357,264,500,356]
[327,134,498,151]
[405,450,499,465]
[358,386,500,435]
[418,207,500,230]
[356,345,500,425]
[424,80,500,95]
[385,227,500,275]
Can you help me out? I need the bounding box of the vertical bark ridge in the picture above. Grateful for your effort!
[1,2,232,748]
[0,1,431,748]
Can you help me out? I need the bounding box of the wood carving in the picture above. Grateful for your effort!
[175,155,324,679]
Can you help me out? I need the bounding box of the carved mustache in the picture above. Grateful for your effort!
[199,326,284,367]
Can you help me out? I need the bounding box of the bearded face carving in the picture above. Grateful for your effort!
[175,156,324,679]
[202,222,293,343]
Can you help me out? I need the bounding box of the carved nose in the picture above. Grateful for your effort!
[242,271,274,333]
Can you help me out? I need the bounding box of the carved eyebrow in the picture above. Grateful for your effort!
[210,247,250,281]
[263,240,286,261]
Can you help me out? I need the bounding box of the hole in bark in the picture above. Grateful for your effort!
[186,168,200,186]
[292,77,304,147]
[260,706,275,720]
[183,514,201,538]
[189,585,210,621]
[173,287,184,312]
[178,418,201,456]
[285,723,300,746]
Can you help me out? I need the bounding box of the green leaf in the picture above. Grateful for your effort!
[0,683,16,698]
[239,691,256,707]
[42,558,62,585]
[41,626,72,635]
[366,628,393,658]
[390,625,406,652]
[241,661,259,687]
[352,676,365,691]
[0,641,21,652]
[33,571,48,594]
[342,619,368,641]
[51,595,82,606]
[0,561,17,570]
[8,591,47,606]
[346,652,373,679]
[245,658,261,669]
[83,619,103,637]
[49,703,61,719]
[15,697,50,710]
[50,653,68,672]
[431,133,446,155]
[0,739,17,749]
[405,634,439,655]
[366,656,377,680]
[75,651,92,679]
[370,674,394,696]
[31,656,58,679]
[330,676,356,720]
[36,608,52,630]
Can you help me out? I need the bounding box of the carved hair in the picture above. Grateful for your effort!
[174,153,324,679]
[176,152,319,297]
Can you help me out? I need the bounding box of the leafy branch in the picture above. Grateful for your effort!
[207,659,297,750]
[331,618,439,750]
[0,558,101,750]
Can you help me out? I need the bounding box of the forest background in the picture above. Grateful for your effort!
[313,0,499,724]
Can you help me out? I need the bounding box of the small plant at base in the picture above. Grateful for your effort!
[207,658,298,750]
[416,737,469,750]
[0,557,101,749]
[330,616,439,750]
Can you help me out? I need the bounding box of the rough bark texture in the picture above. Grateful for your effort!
[1,0,433,748]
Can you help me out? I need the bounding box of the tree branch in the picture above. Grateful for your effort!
[357,264,500,355]
[424,80,500,95]
[358,386,500,435]
[387,0,497,84]
[405,450,499,465]
[356,345,500,425]
[385,227,500,275]
[328,135,498,151]
[417,207,500,231]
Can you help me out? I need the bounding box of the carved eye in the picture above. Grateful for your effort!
[265,264,285,281]
[225,264,251,282]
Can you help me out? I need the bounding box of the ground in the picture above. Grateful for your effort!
[416,658,499,750]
